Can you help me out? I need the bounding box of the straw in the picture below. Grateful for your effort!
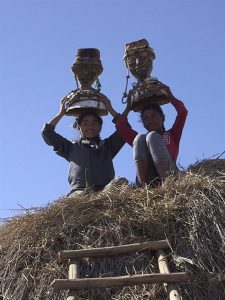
[0,159,225,299]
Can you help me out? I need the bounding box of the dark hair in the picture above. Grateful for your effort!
[73,110,103,128]
[140,104,166,132]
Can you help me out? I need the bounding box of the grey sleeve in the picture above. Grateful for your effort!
[107,131,125,158]
[41,123,72,160]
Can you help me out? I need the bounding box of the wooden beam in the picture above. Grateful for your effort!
[69,260,79,279]
[67,260,79,300]
[157,250,182,300]
[51,272,187,290]
[59,240,169,260]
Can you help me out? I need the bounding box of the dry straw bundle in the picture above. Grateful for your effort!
[0,159,225,300]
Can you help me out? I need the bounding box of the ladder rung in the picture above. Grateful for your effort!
[51,272,187,290]
[59,240,169,260]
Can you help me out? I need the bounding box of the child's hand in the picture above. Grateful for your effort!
[126,93,132,111]
[59,96,68,115]
[100,95,119,117]
[101,95,113,112]
[162,85,176,101]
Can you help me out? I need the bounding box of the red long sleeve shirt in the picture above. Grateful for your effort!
[116,99,188,162]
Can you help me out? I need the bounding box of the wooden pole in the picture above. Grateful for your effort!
[59,240,169,260]
[157,250,182,300]
[67,260,79,300]
[51,272,187,290]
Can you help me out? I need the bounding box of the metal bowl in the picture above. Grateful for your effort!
[65,99,107,116]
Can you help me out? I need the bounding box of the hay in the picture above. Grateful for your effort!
[0,159,225,300]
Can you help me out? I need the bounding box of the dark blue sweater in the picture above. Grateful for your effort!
[41,124,125,192]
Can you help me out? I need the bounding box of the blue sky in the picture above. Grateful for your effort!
[0,0,225,219]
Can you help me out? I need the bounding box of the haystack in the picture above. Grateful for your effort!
[0,159,225,300]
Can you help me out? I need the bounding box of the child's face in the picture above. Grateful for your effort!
[142,109,163,132]
[79,115,102,138]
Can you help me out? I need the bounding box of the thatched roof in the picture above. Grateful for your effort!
[0,159,225,300]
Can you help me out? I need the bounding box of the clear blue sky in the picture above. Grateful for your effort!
[0,0,225,219]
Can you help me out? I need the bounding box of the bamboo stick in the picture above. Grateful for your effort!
[157,250,182,300]
[51,272,187,290]
[59,240,169,260]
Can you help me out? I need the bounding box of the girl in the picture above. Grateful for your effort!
[102,86,188,186]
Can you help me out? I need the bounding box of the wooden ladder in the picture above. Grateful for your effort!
[51,240,187,300]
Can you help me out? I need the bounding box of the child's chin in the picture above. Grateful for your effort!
[147,128,156,132]
[86,135,97,139]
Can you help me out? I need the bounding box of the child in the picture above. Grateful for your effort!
[41,97,127,196]
[102,86,188,186]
